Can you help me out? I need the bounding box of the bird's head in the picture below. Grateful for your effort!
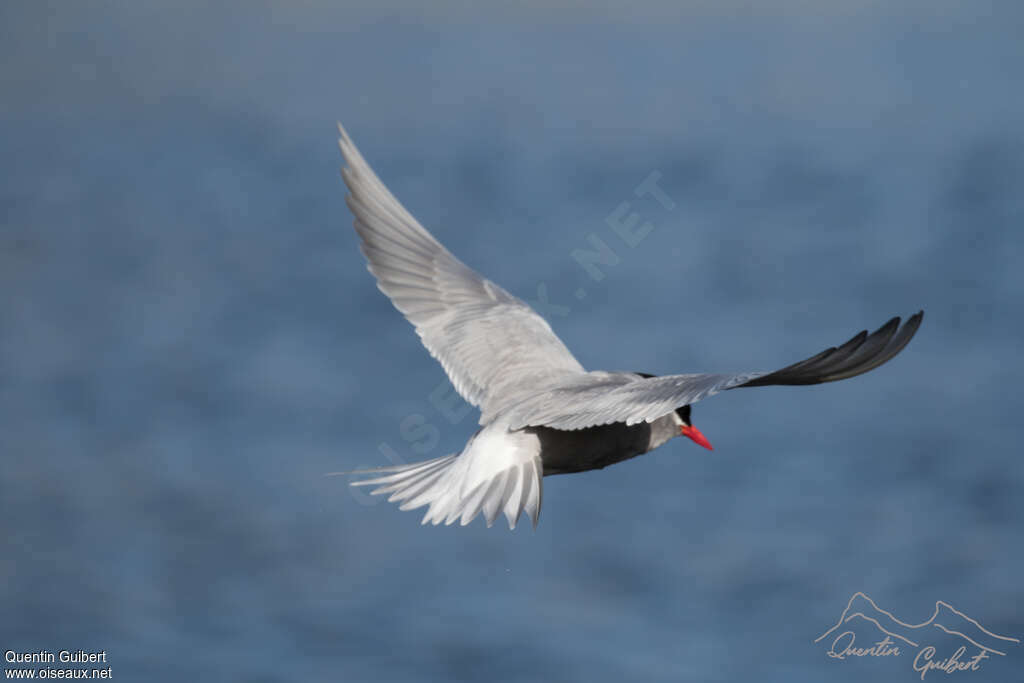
[674,404,713,450]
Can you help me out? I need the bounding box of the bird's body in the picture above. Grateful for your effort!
[532,416,678,476]
[353,387,682,529]
[336,122,922,530]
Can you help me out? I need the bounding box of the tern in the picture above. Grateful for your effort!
[337,123,923,530]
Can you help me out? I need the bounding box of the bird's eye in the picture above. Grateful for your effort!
[675,404,691,424]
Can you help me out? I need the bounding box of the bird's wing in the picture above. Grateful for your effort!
[338,123,584,420]
[502,312,923,431]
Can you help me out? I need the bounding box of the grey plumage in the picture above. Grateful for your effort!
[338,122,923,530]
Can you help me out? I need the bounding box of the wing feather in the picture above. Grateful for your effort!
[500,313,923,431]
[338,123,584,420]
[738,312,923,387]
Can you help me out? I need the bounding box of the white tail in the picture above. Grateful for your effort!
[350,452,543,529]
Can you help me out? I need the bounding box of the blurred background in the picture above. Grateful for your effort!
[2,1,1022,681]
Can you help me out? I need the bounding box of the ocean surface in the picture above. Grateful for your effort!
[2,2,1022,681]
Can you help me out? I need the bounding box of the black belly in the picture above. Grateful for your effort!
[526,422,653,476]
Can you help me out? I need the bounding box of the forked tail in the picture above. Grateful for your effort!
[343,453,542,529]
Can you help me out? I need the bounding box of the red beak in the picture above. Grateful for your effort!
[681,424,714,450]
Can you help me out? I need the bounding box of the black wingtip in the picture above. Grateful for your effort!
[737,311,924,388]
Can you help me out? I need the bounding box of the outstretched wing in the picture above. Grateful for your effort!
[734,312,923,387]
[338,123,585,420]
[502,312,923,430]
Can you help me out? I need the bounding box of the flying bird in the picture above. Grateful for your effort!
[337,122,922,530]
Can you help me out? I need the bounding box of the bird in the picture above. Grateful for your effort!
[336,122,923,530]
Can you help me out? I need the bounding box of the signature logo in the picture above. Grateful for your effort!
[815,592,1019,679]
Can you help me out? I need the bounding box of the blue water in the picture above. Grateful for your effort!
[2,3,1023,681]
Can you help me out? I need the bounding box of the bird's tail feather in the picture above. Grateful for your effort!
[345,454,542,529]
